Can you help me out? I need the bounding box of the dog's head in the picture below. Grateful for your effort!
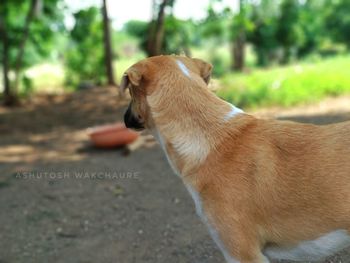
[120,55,212,131]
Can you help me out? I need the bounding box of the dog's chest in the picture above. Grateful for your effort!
[151,129,239,262]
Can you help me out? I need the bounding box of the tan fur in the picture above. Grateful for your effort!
[122,55,350,262]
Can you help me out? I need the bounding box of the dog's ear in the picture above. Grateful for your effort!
[191,58,213,84]
[119,68,142,95]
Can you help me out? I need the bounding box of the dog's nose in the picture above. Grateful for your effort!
[124,104,144,130]
[124,104,132,127]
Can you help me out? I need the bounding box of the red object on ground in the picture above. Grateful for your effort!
[87,122,139,148]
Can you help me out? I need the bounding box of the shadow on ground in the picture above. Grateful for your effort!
[279,112,350,125]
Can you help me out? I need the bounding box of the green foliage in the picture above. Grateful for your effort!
[211,54,228,76]
[124,17,197,56]
[162,16,196,54]
[230,0,254,40]
[201,3,231,41]
[297,0,326,57]
[22,75,34,95]
[3,0,350,106]
[325,0,350,48]
[123,20,149,55]
[64,7,105,87]
[247,1,279,66]
[275,0,304,63]
[124,20,149,40]
[0,0,65,93]
[217,56,350,108]
[246,0,350,66]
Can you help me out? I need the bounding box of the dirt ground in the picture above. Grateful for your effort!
[0,87,349,263]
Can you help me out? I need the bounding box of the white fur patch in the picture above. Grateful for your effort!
[147,95,210,167]
[224,104,244,121]
[170,127,210,164]
[152,115,210,166]
[264,229,350,261]
[176,59,190,77]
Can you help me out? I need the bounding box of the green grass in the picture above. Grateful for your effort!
[217,55,350,108]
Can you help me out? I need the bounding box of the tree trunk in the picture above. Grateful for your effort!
[102,0,116,86]
[231,0,245,71]
[0,0,15,106]
[2,24,11,104]
[232,31,245,71]
[148,0,168,56]
[13,0,38,93]
[147,0,157,56]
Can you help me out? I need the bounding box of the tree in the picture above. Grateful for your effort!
[162,17,194,56]
[1,0,39,105]
[124,20,149,53]
[276,0,303,63]
[297,0,326,57]
[0,0,11,104]
[65,7,105,87]
[325,0,350,49]
[101,0,116,86]
[125,17,194,56]
[147,0,175,56]
[247,0,279,66]
[0,0,64,105]
[13,0,40,95]
[200,1,232,76]
[231,0,247,71]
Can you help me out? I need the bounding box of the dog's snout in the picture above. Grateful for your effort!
[124,103,145,130]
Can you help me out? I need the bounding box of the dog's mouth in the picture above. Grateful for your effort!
[123,104,145,131]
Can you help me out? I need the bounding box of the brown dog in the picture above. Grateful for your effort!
[121,55,350,263]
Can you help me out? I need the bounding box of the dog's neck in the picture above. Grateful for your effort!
[148,84,244,176]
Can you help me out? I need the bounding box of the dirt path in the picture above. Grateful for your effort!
[0,88,349,263]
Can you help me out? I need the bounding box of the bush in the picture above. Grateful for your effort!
[64,7,105,88]
[217,55,350,108]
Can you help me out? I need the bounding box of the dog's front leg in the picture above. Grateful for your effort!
[199,197,270,263]
[222,245,270,263]
[207,219,270,263]
[226,245,270,263]
[199,222,269,263]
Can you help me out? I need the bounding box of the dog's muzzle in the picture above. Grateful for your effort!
[124,103,145,130]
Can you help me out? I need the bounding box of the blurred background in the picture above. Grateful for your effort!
[1,0,350,107]
[0,1,350,263]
